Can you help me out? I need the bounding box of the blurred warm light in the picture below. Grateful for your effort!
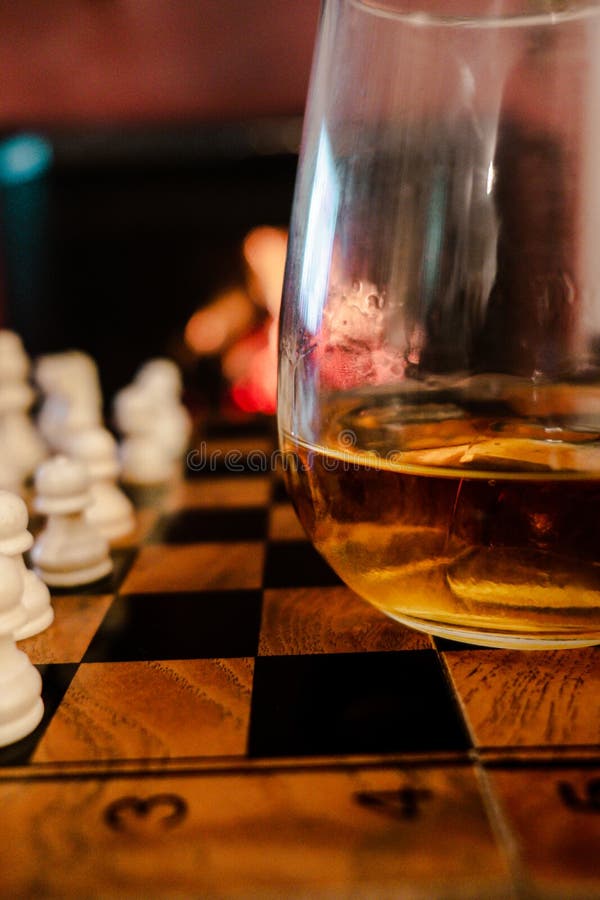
[231,380,273,414]
[222,328,268,383]
[243,226,287,316]
[185,225,286,414]
[229,319,278,414]
[184,288,256,355]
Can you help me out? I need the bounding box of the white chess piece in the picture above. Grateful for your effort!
[0,410,47,482]
[0,330,30,383]
[35,351,103,452]
[0,447,22,494]
[59,353,104,429]
[113,384,175,485]
[66,428,135,541]
[0,554,44,747]
[47,391,103,454]
[35,355,66,450]
[150,405,192,464]
[36,351,102,410]
[0,491,54,640]
[113,383,156,438]
[134,358,184,402]
[0,331,47,481]
[134,358,192,459]
[114,360,191,483]
[118,436,176,485]
[31,456,113,587]
[115,384,190,467]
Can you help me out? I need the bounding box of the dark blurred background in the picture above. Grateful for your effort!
[0,0,321,402]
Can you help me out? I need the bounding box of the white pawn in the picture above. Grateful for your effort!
[0,491,54,639]
[115,386,189,471]
[113,383,156,438]
[114,385,175,485]
[0,331,47,481]
[150,405,193,464]
[119,436,177,486]
[31,456,113,587]
[0,410,47,482]
[66,428,135,541]
[0,555,44,747]
[0,330,30,383]
[134,357,184,402]
[135,358,192,460]
[0,447,22,494]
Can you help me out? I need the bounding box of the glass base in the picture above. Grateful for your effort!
[387,612,600,650]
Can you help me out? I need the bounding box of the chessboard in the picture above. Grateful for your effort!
[0,415,598,898]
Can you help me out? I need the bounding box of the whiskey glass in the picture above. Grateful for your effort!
[278,0,600,648]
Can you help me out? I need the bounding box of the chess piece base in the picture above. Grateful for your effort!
[14,606,55,641]
[34,557,113,588]
[0,697,44,747]
[0,645,44,747]
[14,570,54,640]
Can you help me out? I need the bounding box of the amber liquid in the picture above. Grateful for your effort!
[282,397,600,647]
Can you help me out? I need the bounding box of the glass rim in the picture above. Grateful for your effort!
[351,0,600,26]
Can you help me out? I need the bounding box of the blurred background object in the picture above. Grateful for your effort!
[0,1,318,125]
[0,0,320,410]
[184,225,286,413]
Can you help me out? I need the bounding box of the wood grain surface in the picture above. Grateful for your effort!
[33,658,254,762]
[17,595,114,665]
[4,421,599,898]
[120,543,265,593]
[259,586,431,655]
[165,476,272,511]
[443,648,600,748]
[268,502,308,541]
[0,766,512,898]
[489,767,600,897]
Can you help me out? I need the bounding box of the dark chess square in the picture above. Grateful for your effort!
[264,542,343,588]
[272,477,291,504]
[151,508,268,543]
[83,590,263,662]
[248,651,471,757]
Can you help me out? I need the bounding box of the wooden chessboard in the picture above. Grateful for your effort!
[1,416,599,898]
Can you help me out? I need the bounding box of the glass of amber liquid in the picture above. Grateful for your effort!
[278,0,600,648]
